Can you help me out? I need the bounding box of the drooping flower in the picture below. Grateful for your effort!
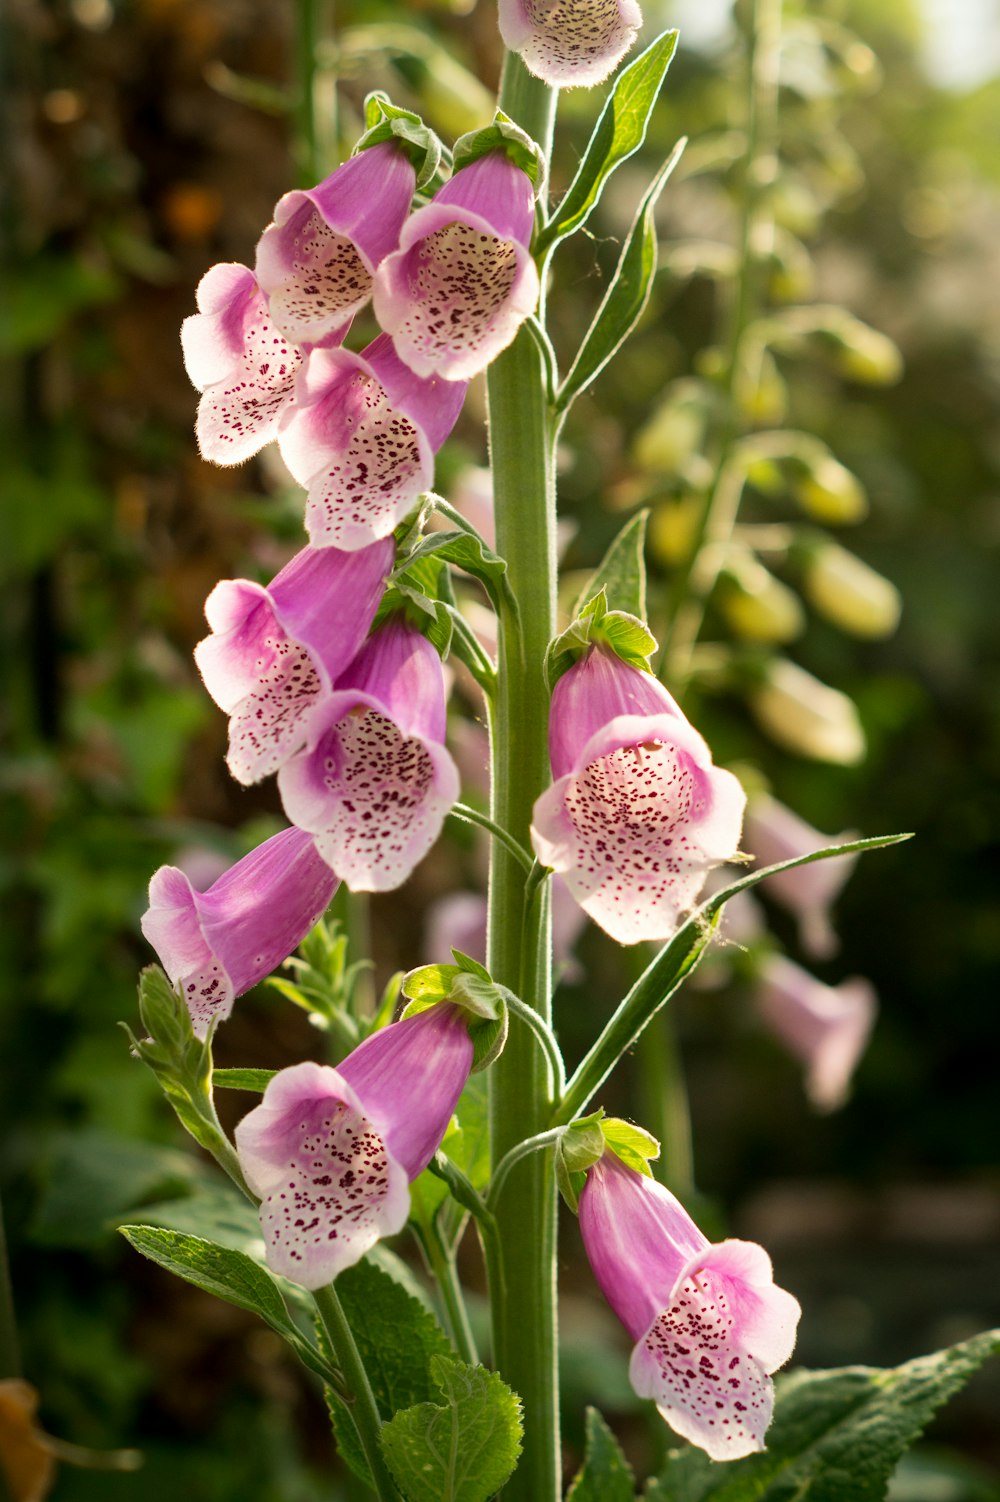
[579,1150,801,1460]
[755,953,877,1112]
[234,1003,474,1287]
[372,152,539,381]
[181,263,308,466]
[255,142,417,345]
[193,540,393,785]
[498,0,643,88]
[278,616,459,891]
[746,792,857,959]
[141,827,338,1037]
[531,644,746,945]
[278,334,467,551]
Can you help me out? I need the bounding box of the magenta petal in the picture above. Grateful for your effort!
[531,711,746,945]
[548,646,683,780]
[255,144,416,345]
[498,0,643,87]
[756,955,877,1112]
[141,827,338,1037]
[371,165,540,381]
[234,1061,410,1288]
[747,793,859,960]
[431,154,536,248]
[336,618,450,743]
[182,264,303,465]
[339,1004,474,1179]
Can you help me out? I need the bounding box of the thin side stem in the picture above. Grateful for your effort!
[487,1129,565,1213]
[486,50,561,1502]
[420,1227,479,1367]
[313,1283,402,1502]
[449,803,534,874]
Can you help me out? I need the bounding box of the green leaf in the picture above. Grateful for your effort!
[646,1328,1000,1502]
[558,140,685,412]
[325,1257,453,1488]
[212,1067,276,1093]
[380,1355,523,1502]
[401,528,514,616]
[118,1225,336,1385]
[567,1408,635,1502]
[573,511,649,622]
[539,31,680,251]
[33,1129,202,1248]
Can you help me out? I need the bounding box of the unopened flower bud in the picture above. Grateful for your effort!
[718,557,805,645]
[792,455,868,525]
[750,659,865,765]
[803,543,901,639]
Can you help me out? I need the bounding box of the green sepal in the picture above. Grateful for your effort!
[557,139,686,413]
[600,1117,660,1176]
[379,1354,524,1502]
[356,91,445,189]
[571,510,649,622]
[400,959,509,1073]
[545,588,658,689]
[555,1109,606,1213]
[538,30,680,253]
[452,111,545,193]
[375,556,454,659]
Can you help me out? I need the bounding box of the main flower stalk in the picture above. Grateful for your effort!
[485,52,561,1502]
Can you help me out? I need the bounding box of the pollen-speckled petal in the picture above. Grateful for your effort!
[498,0,642,87]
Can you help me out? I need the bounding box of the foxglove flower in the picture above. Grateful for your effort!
[194,540,393,785]
[141,827,337,1037]
[279,617,459,891]
[255,142,417,345]
[372,152,539,381]
[234,1003,473,1287]
[756,953,876,1112]
[746,793,857,959]
[278,334,467,551]
[181,263,307,465]
[579,1151,801,1460]
[498,0,642,88]
[531,645,746,945]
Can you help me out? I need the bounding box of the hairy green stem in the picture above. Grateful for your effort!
[313,1283,402,1502]
[486,50,561,1502]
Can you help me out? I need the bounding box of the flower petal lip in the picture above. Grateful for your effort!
[255,143,417,345]
[193,541,393,785]
[278,337,466,553]
[141,827,338,1038]
[498,0,643,88]
[372,156,540,382]
[181,263,307,466]
[531,711,746,945]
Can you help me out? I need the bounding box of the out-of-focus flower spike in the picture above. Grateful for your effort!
[755,953,877,1112]
[498,0,643,88]
[372,152,539,381]
[141,827,338,1038]
[279,616,459,892]
[579,1149,800,1460]
[532,643,746,945]
[278,334,467,552]
[746,792,858,959]
[181,263,310,466]
[255,142,417,345]
[234,1003,473,1287]
[194,540,393,785]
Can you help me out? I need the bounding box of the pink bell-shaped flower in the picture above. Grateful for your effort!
[235,1002,474,1288]
[141,827,338,1038]
[755,953,877,1112]
[372,152,540,381]
[193,540,393,786]
[498,0,643,88]
[278,616,460,891]
[255,142,417,345]
[746,793,858,959]
[181,263,309,466]
[579,1150,801,1461]
[531,645,746,945]
[278,334,467,552]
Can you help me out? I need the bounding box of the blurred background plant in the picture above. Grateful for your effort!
[2,0,999,1496]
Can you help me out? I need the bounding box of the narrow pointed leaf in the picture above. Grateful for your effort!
[646,1328,1000,1502]
[572,511,649,622]
[539,31,680,251]
[567,1408,635,1502]
[558,141,685,411]
[380,1355,523,1502]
